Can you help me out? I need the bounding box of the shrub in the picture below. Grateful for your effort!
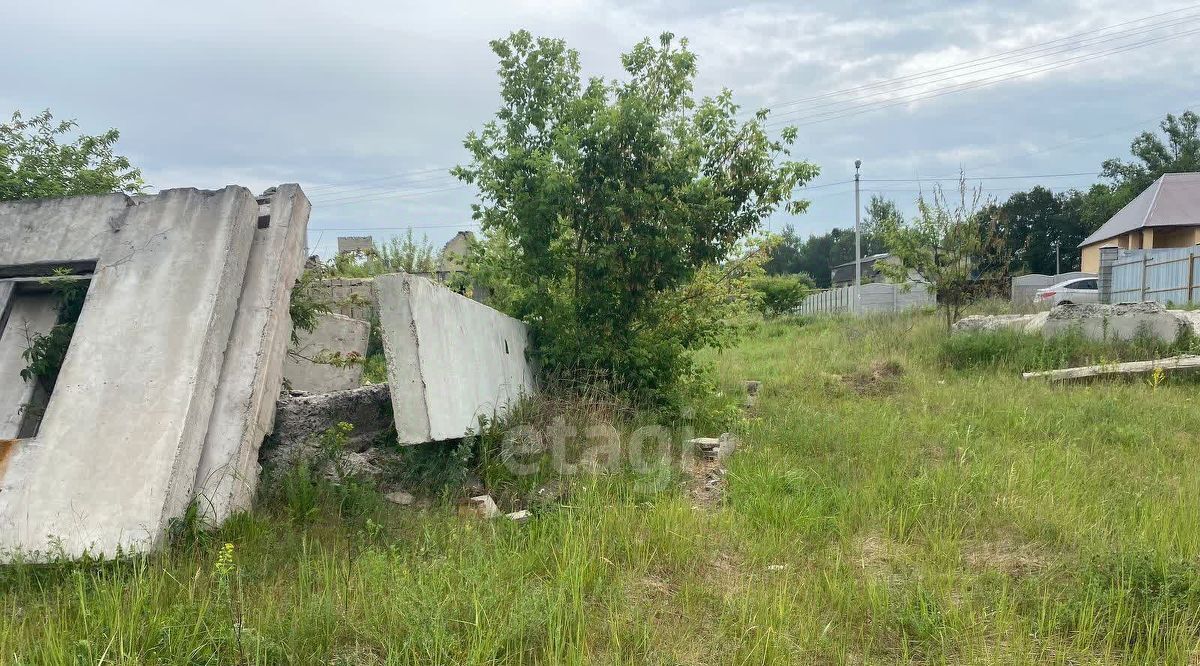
[455,31,817,405]
[751,274,813,318]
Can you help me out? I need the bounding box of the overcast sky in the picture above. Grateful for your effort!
[3,0,1198,257]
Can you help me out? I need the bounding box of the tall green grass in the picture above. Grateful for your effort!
[4,311,1200,663]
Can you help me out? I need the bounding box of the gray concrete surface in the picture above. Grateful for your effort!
[284,313,370,393]
[259,383,393,473]
[0,188,259,558]
[374,273,535,444]
[1041,302,1186,343]
[0,290,59,439]
[952,313,1039,334]
[953,303,1190,344]
[193,185,310,522]
[0,184,311,559]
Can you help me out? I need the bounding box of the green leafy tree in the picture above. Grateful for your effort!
[989,186,1092,275]
[455,31,817,403]
[876,179,1010,329]
[0,109,143,201]
[1102,111,1200,204]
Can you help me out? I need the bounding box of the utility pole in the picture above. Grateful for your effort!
[1055,240,1061,274]
[854,159,862,314]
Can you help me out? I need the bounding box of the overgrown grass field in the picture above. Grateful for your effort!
[5,312,1200,663]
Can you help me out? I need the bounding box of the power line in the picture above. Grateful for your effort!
[304,165,456,193]
[309,222,481,231]
[316,184,472,207]
[760,6,1200,115]
[308,171,459,200]
[763,27,1200,129]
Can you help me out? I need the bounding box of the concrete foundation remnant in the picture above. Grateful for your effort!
[1041,302,1186,343]
[953,303,1190,344]
[283,313,370,393]
[0,185,309,559]
[374,273,535,444]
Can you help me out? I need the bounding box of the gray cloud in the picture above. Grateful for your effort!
[3,0,1197,254]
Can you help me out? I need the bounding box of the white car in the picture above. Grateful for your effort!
[1033,276,1100,307]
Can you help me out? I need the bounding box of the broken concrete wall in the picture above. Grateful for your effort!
[193,185,310,522]
[374,273,534,444]
[0,185,309,559]
[283,312,370,393]
[315,277,376,320]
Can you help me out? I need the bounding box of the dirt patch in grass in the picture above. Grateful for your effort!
[854,532,910,573]
[961,536,1045,577]
[687,457,727,508]
[833,360,906,397]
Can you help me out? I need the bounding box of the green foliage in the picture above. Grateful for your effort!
[328,230,439,277]
[876,178,1011,329]
[751,274,813,317]
[763,218,888,286]
[6,311,1200,662]
[455,30,817,404]
[0,109,142,201]
[287,266,331,344]
[987,186,1094,274]
[1102,110,1200,206]
[20,269,89,392]
[939,328,1193,373]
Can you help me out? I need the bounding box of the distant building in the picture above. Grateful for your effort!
[337,236,373,255]
[830,252,898,287]
[439,231,475,273]
[1078,173,1200,273]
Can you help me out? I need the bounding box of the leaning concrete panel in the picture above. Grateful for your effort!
[283,312,370,393]
[0,188,258,558]
[374,273,534,444]
[193,185,310,522]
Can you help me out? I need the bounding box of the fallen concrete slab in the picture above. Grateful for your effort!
[952,314,1040,334]
[283,313,370,393]
[374,273,534,444]
[193,185,310,522]
[0,185,308,559]
[1023,354,1200,381]
[1041,302,1187,343]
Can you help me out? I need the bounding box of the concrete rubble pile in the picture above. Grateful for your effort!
[0,185,309,558]
[953,302,1198,343]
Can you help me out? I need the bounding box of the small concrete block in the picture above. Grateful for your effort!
[691,433,738,461]
[717,432,738,460]
[385,490,415,506]
[459,494,500,519]
[506,509,532,523]
[690,437,721,460]
[284,313,370,393]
